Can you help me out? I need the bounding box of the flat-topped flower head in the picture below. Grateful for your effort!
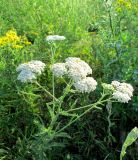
[17,70,36,83]
[102,80,134,103]
[120,82,134,93]
[111,81,134,103]
[51,63,67,77]
[67,67,87,82]
[65,57,92,74]
[27,60,46,74]
[116,84,133,97]
[46,35,66,42]
[74,77,97,93]
[17,60,46,83]
[17,60,46,75]
[65,57,92,82]
[113,91,131,103]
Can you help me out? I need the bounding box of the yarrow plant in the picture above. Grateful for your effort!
[16,56,134,158]
[16,36,134,158]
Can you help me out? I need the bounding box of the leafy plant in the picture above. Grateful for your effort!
[120,127,138,160]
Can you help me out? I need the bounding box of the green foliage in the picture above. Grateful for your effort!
[120,127,138,160]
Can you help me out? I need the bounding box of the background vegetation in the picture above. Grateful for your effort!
[0,0,138,159]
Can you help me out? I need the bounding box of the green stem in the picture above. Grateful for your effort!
[35,81,57,101]
[108,9,114,37]
[106,100,113,144]
[56,104,98,133]
[67,104,101,112]
[57,95,111,133]
[59,80,73,102]
[67,92,109,112]
[51,44,56,112]
[48,81,73,130]
[48,113,60,130]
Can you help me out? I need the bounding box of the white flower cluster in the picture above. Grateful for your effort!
[17,60,46,83]
[111,81,121,88]
[51,63,67,77]
[74,77,97,93]
[112,91,131,103]
[65,57,92,82]
[46,35,66,42]
[51,57,97,93]
[111,81,134,103]
[102,81,134,103]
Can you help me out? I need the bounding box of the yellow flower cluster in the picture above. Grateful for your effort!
[116,0,132,12]
[117,0,132,8]
[0,29,31,49]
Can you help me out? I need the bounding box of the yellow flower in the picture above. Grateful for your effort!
[0,29,32,48]
[0,29,21,47]
[6,30,20,42]
[117,0,132,9]
[24,41,32,45]
[0,37,7,46]
[6,30,16,35]
[12,44,23,49]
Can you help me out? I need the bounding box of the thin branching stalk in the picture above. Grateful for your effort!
[67,99,109,112]
[35,81,58,101]
[50,44,56,112]
[56,104,99,133]
[56,96,112,133]
[106,100,113,145]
